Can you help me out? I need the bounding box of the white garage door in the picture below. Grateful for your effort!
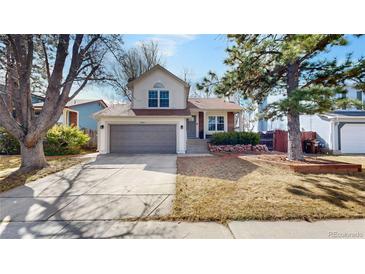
[341,124,365,153]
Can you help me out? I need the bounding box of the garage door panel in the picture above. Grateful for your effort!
[341,124,365,153]
[110,124,176,153]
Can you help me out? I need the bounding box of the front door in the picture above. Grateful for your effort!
[187,115,197,138]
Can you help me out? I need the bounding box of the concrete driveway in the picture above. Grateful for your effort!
[0,154,177,238]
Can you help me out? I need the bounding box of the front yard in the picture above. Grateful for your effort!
[173,155,365,222]
[0,155,90,193]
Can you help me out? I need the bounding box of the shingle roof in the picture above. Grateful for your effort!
[332,110,365,117]
[67,99,108,108]
[188,98,242,111]
[93,104,191,118]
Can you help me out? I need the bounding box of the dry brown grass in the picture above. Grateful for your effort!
[0,155,89,193]
[173,155,365,222]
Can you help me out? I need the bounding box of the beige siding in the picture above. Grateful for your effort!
[132,69,187,109]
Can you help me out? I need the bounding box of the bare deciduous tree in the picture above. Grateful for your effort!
[0,34,123,171]
[108,40,164,101]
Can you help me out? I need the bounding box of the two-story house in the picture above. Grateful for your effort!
[94,65,242,154]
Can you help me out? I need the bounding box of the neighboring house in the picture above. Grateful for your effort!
[67,99,108,130]
[0,91,79,128]
[300,111,365,154]
[33,102,79,127]
[94,65,242,154]
[256,88,365,154]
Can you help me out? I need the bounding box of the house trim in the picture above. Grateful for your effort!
[337,121,365,150]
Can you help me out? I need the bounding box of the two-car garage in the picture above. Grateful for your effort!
[109,124,177,154]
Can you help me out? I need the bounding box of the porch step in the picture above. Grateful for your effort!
[187,139,210,154]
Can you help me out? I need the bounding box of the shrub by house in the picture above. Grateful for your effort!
[0,127,20,155]
[44,125,90,156]
[0,125,89,156]
[210,132,260,145]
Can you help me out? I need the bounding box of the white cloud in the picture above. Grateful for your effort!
[135,34,197,57]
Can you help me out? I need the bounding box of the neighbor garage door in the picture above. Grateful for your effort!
[341,124,365,153]
[110,124,176,154]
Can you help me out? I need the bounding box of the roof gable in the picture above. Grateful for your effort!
[127,64,190,89]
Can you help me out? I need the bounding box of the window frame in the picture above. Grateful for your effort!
[148,88,170,108]
[148,90,158,108]
[207,115,225,132]
[217,116,225,131]
[356,91,364,110]
[208,116,216,131]
[159,90,169,108]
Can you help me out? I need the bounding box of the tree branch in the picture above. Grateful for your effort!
[41,39,51,81]
[68,65,100,101]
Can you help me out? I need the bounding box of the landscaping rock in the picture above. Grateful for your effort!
[208,143,269,154]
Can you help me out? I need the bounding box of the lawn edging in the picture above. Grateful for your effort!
[247,156,362,174]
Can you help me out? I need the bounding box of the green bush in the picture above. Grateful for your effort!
[44,125,90,156]
[210,131,260,146]
[0,127,20,155]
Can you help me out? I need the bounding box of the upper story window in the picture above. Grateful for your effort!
[148,90,158,107]
[336,90,365,110]
[356,91,365,110]
[159,91,169,107]
[148,83,169,108]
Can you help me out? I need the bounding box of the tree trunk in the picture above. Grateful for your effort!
[287,61,304,161]
[287,111,303,160]
[19,140,48,171]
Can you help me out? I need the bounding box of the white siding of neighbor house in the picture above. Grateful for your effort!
[300,115,332,148]
[97,117,187,154]
[132,69,187,109]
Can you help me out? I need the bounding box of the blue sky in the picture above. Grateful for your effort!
[78,34,365,102]
[122,34,229,80]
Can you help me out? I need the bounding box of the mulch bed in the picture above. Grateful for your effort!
[246,155,362,174]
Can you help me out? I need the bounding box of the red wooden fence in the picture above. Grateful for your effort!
[273,130,316,153]
[82,128,97,149]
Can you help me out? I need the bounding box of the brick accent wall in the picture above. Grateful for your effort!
[227,112,234,132]
[199,111,204,139]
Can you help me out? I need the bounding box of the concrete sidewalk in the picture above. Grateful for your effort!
[1,219,364,239]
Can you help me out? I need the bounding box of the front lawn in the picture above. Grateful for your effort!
[173,155,365,222]
[0,155,90,193]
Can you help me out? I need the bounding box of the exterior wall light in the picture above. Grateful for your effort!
[100,125,104,129]
[180,125,184,129]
